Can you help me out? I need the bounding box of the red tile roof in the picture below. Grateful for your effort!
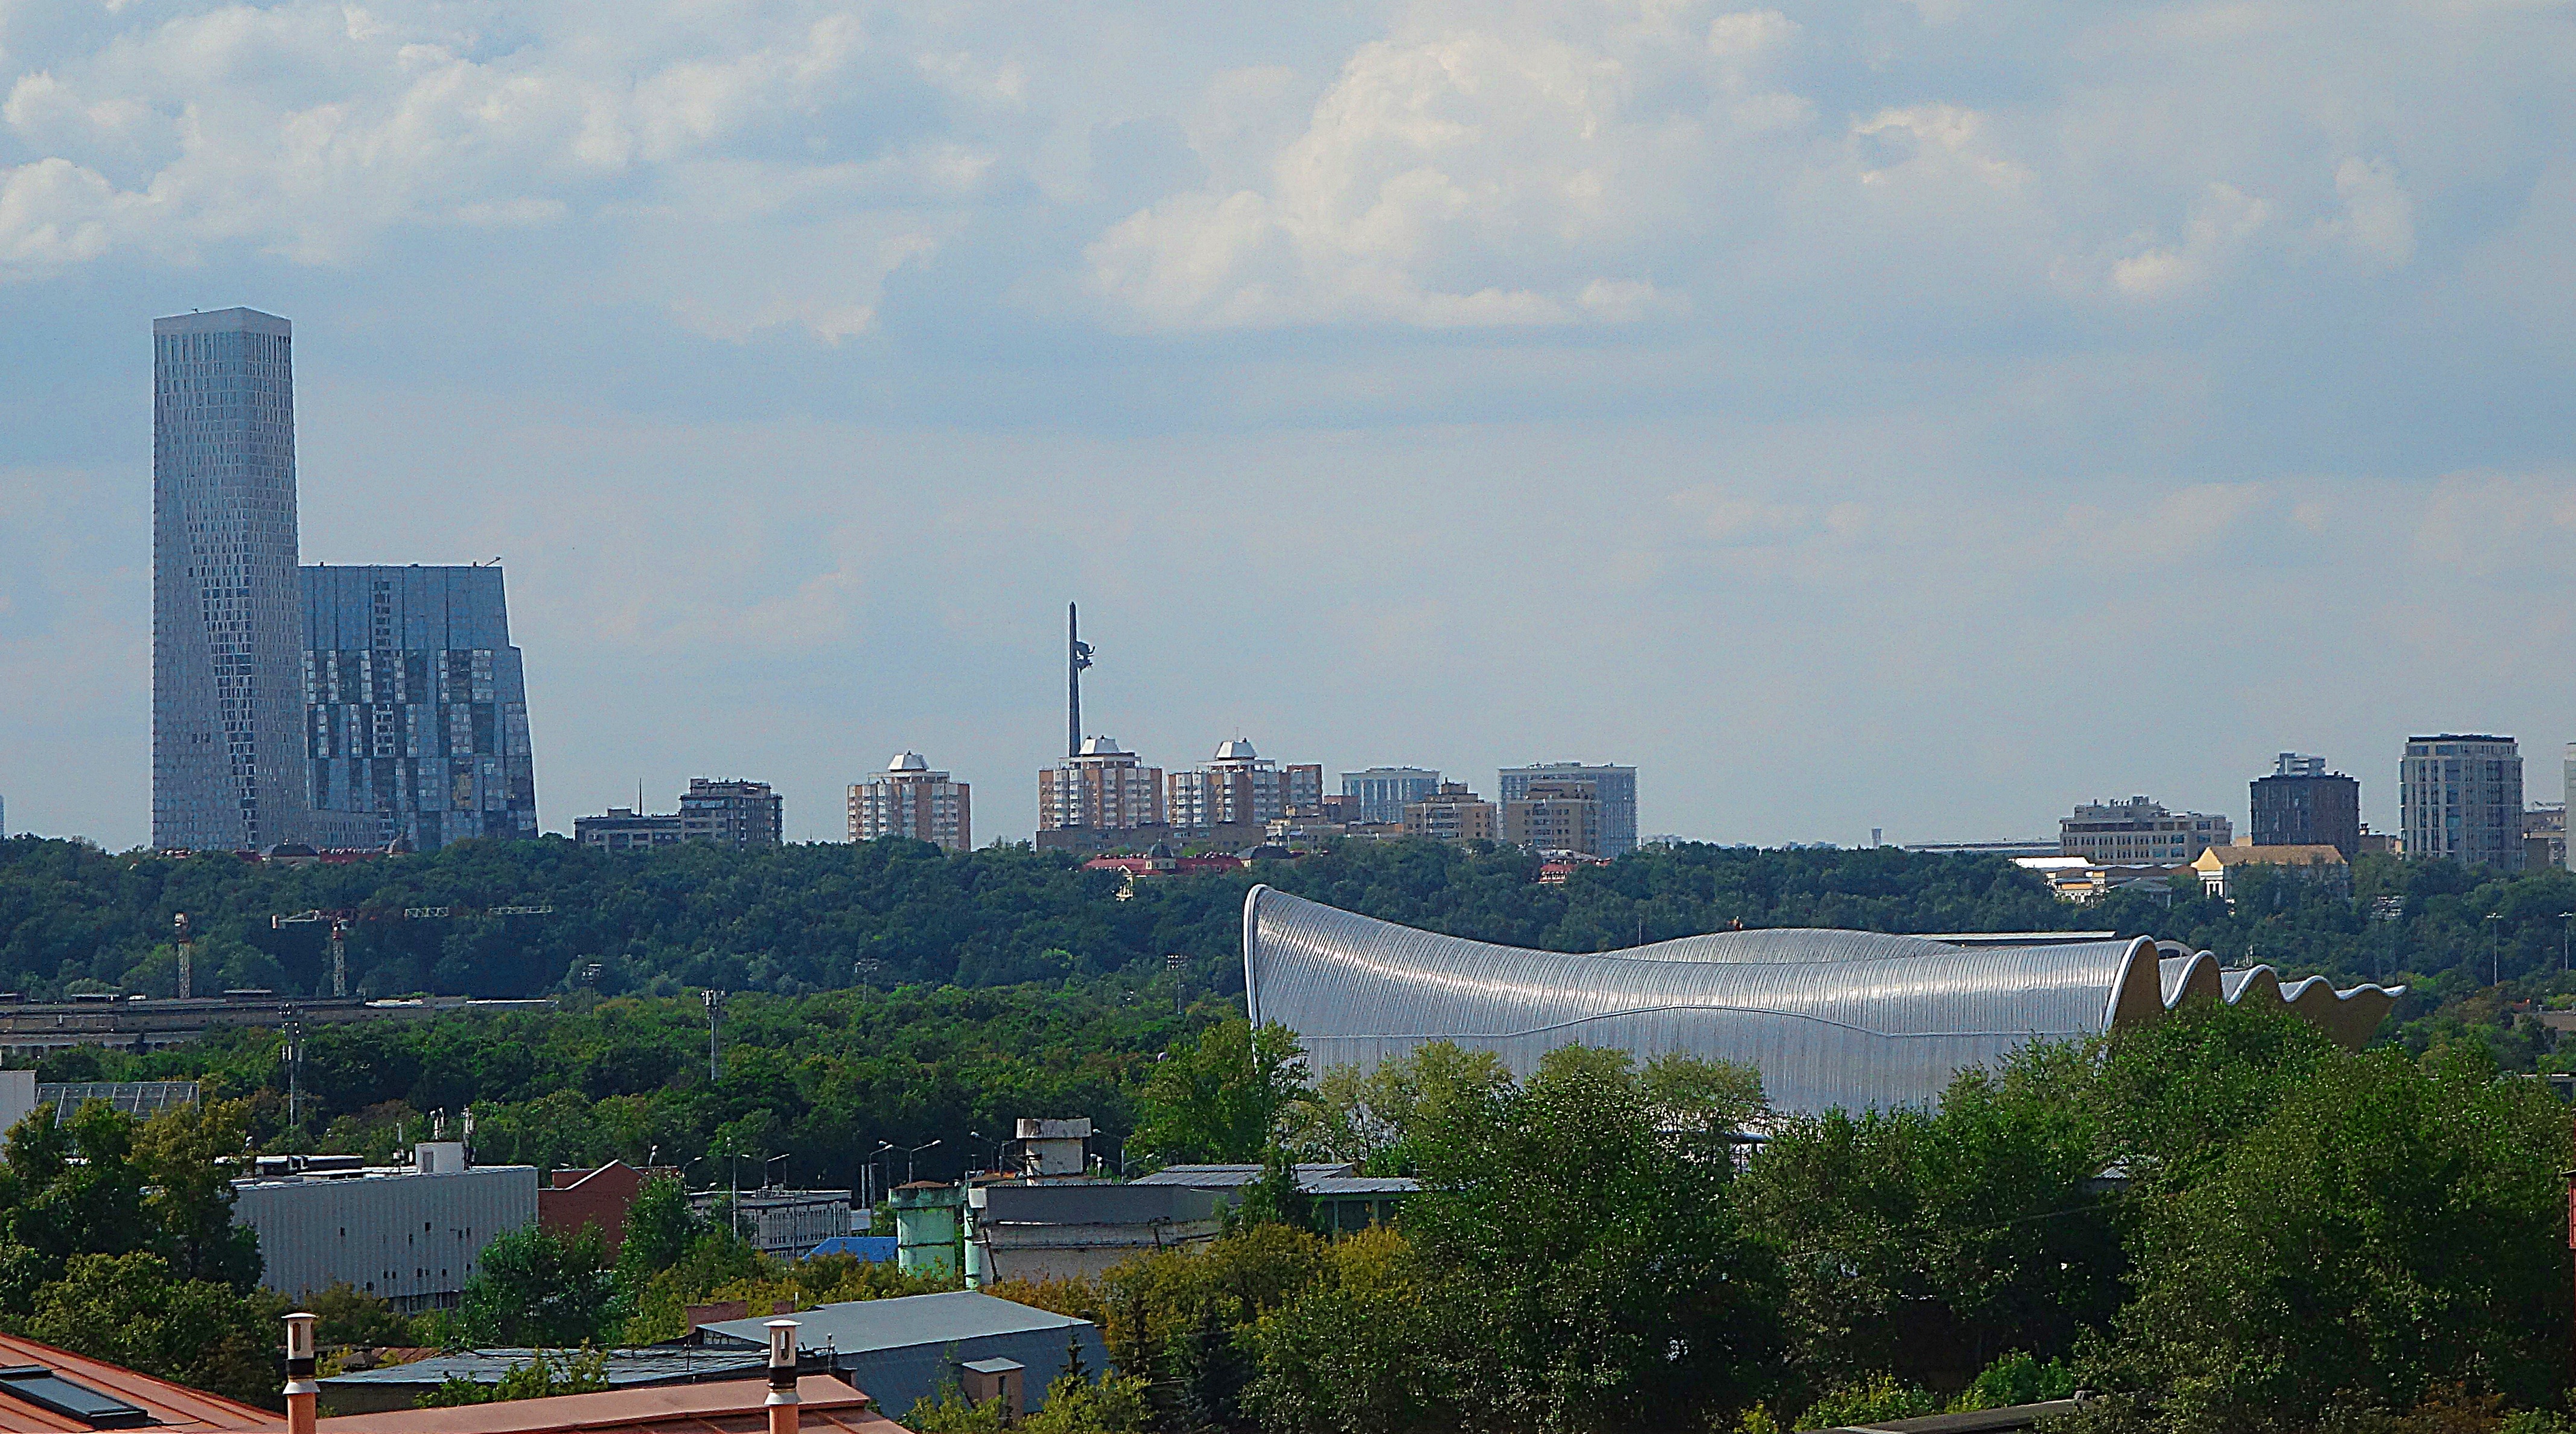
[308,1375,911,1434]
[0,1330,275,1432]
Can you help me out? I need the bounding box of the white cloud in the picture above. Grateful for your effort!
[0,1,1018,337]
[2326,155,2415,267]
[2108,182,2272,299]
[1087,0,1816,328]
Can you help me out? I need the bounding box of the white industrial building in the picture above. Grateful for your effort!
[691,1188,850,1260]
[230,1140,537,1310]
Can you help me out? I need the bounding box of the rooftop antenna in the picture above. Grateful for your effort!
[1067,602,1094,759]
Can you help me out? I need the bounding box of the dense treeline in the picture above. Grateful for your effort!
[20,832,2576,1188]
[976,1009,2576,1434]
[33,979,1208,1187]
[0,833,2091,1001]
[24,830,2576,1004]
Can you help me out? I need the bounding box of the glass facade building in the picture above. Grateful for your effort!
[302,564,537,850]
[2400,734,2523,870]
[1339,767,1441,825]
[153,308,333,851]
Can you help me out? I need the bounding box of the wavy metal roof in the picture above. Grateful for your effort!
[1242,885,2402,1113]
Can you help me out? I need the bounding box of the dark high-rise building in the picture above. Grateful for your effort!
[681,779,782,850]
[302,564,538,850]
[152,308,359,850]
[2248,753,2361,858]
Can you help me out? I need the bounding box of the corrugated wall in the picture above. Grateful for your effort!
[232,1165,539,1305]
[1243,885,2400,1112]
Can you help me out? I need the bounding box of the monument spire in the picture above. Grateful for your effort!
[1067,603,1094,758]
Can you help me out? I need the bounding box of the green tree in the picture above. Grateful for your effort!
[1129,1020,1310,1165]
[456,1224,623,1347]
[613,1175,704,1285]
[1403,1045,1783,1434]
[1740,1042,2120,1392]
[0,1102,161,1314]
[1090,1223,1327,1425]
[1246,1226,1450,1434]
[308,1281,416,1349]
[22,1251,287,1407]
[2102,1044,2572,1430]
[1021,1369,1155,1433]
[132,1097,264,1290]
[1283,1040,1513,1169]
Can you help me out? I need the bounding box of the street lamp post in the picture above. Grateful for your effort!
[870,1141,894,1208]
[968,1130,1012,1177]
[703,990,723,1083]
[904,1139,941,1185]
[2489,913,2505,988]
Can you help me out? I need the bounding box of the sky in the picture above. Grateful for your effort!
[4,0,2575,849]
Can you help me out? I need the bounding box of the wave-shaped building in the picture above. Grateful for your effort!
[1241,885,2402,1114]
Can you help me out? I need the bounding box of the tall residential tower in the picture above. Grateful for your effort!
[152,308,332,850]
[2401,735,2524,870]
[302,564,537,850]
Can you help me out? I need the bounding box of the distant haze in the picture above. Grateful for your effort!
[5,0,2575,848]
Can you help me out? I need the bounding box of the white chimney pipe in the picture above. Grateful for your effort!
[284,1311,317,1434]
[765,1318,800,1434]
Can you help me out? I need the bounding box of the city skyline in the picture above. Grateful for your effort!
[7,2,2576,850]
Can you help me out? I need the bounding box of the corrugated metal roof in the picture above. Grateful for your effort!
[1242,885,2403,1114]
[1129,1164,1353,1188]
[695,1292,1086,1354]
[309,1374,899,1433]
[1302,1176,1420,1196]
[320,1348,764,1389]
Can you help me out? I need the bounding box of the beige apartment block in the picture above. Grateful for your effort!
[1039,737,1166,831]
[1502,780,1601,855]
[849,751,973,852]
[2058,796,2230,865]
[1403,782,1499,842]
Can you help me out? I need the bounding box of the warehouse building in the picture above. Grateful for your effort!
[230,1140,537,1310]
[696,1292,1106,1423]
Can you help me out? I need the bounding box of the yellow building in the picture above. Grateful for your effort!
[2190,843,2351,899]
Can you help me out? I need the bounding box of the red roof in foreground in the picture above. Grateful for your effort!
[0,1330,274,1432]
[309,1375,911,1434]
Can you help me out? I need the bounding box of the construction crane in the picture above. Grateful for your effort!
[271,903,556,997]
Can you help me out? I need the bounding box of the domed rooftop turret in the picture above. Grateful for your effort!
[1078,735,1127,757]
[1214,737,1258,762]
[888,751,929,772]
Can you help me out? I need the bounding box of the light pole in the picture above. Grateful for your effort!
[2487,913,2504,987]
[903,1139,941,1185]
[968,1130,1010,1177]
[703,990,723,1083]
[2559,913,2574,974]
[870,1141,894,1209]
[765,1152,789,1190]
